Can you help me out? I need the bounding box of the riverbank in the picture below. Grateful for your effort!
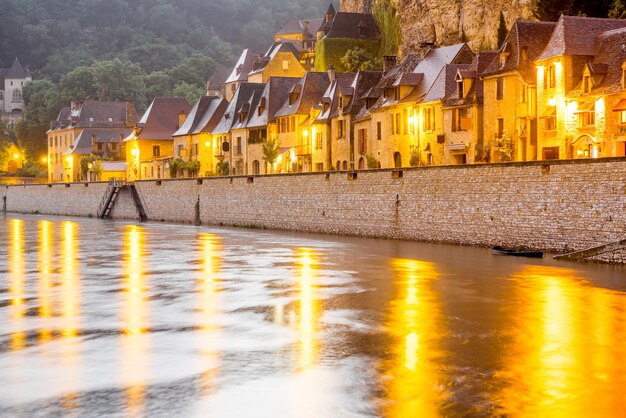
[3,158,626,263]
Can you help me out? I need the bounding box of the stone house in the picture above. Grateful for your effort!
[172,95,228,177]
[442,51,497,165]
[223,49,258,102]
[481,20,556,162]
[0,58,31,125]
[535,16,626,160]
[274,17,323,69]
[63,129,129,182]
[564,27,626,158]
[210,83,265,175]
[247,42,307,83]
[273,72,330,173]
[48,99,136,183]
[0,142,24,173]
[123,97,190,181]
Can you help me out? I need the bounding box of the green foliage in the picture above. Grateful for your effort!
[215,159,230,176]
[373,0,403,57]
[173,82,206,104]
[366,154,380,169]
[340,47,382,72]
[409,147,422,166]
[262,136,279,169]
[169,158,201,178]
[15,160,47,178]
[497,12,507,48]
[609,0,626,18]
[533,0,613,21]
[496,130,515,162]
[315,38,381,72]
[79,154,102,177]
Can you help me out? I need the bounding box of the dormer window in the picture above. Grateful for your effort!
[521,47,529,61]
[108,117,113,122]
[499,52,509,68]
[236,64,243,75]
[89,117,94,122]
[457,79,464,99]
[258,98,266,116]
[338,96,343,108]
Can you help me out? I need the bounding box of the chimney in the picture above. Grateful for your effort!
[328,64,335,82]
[179,110,187,128]
[419,42,435,59]
[303,20,310,32]
[383,56,397,73]
[126,97,136,128]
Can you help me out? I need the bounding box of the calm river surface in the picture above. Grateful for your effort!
[1,214,625,417]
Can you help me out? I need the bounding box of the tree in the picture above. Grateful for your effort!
[534,0,612,21]
[497,12,507,48]
[609,0,626,18]
[373,0,403,56]
[366,154,380,168]
[90,59,146,105]
[409,147,422,166]
[262,136,279,173]
[340,47,382,72]
[496,130,515,162]
[173,81,205,104]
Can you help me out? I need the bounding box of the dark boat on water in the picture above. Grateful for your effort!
[491,246,544,258]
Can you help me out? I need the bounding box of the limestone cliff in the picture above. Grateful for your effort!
[340,0,536,56]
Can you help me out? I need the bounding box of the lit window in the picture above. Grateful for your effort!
[621,110,626,125]
[282,60,289,70]
[496,77,504,100]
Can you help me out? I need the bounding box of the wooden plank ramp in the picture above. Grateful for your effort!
[554,238,626,261]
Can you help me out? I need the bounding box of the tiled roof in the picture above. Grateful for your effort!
[5,58,29,79]
[422,64,468,103]
[173,95,228,136]
[413,43,474,98]
[274,72,330,117]
[225,49,259,84]
[64,128,131,155]
[315,73,356,122]
[247,77,301,128]
[483,20,556,81]
[578,27,626,95]
[276,18,324,37]
[208,65,231,89]
[324,12,380,40]
[536,15,626,62]
[212,83,265,134]
[135,97,191,140]
[249,42,301,76]
[74,101,135,128]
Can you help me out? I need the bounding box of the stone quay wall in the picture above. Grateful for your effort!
[3,158,626,262]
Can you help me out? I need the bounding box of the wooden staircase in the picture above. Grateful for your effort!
[129,184,147,222]
[554,238,626,261]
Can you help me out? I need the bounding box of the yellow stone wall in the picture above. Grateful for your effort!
[47,127,78,182]
[247,52,306,84]
[125,137,173,181]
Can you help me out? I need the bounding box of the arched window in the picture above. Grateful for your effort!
[12,89,22,102]
[358,157,365,169]
[342,161,348,170]
[336,160,340,170]
[252,160,260,175]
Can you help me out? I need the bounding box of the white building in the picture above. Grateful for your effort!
[0,58,32,125]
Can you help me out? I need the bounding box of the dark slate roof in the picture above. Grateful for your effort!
[208,65,231,89]
[572,27,626,96]
[315,73,356,122]
[0,68,8,86]
[225,49,259,84]
[536,15,626,62]
[73,101,136,129]
[276,18,324,37]
[274,72,331,117]
[5,58,29,79]
[173,96,228,136]
[413,43,474,99]
[483,20,556,81]
[64,128,132,156]
[49,106,72,130]
[422,64,468,103]
[323,12,380,40]
[247,77,301,128]
[212,83,265,134]
[344,71,383,115]
[135,97,191,140]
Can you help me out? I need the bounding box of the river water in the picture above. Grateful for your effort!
[1,214,625,417]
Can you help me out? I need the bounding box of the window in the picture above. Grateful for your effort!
[497,118,504,138]
[521,47,529,61]
[338,96,343,108]
[337,120,344,138]
[579,111,595,127]
[402,109,408,134]
[424,108,435,132]
[96,142,103,152]
[108,117,113,122]
[545,65,556,89]
[395,113,401,134]
[545,115,556,131]
[153,145,160,157]
[357,129,367,155]
[0,91,3,100]
[177,144,184,156]
[520,85,527,103]
[452,108,469,132]
[12,89,22,102]
[542,146,559,160]
[290,116,296,132]
[620,110,626,125]
[376,121,382,140]
[315,131,323,150]
[111,143,117,151]
[236,137,242,155]
[496,77,504,100]
[253,160,260,175]
[315,163,324,172]
[282,60,289,70]
[457,80,464,98]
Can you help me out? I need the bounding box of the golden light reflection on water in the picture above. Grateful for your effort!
[38,220,54,343]
[121,225,150,416]
[197,233,222,394]
[296,248,320,371]
[383,259,447,418]
[497,265,626,416]
[60,221,81,411]
[9,218,25,350]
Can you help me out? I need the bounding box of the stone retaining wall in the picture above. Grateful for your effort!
[4,158,626,262]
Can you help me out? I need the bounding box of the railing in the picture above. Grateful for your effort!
[97,179,121,218]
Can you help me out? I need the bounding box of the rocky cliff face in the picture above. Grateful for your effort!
[340,0,535,56]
